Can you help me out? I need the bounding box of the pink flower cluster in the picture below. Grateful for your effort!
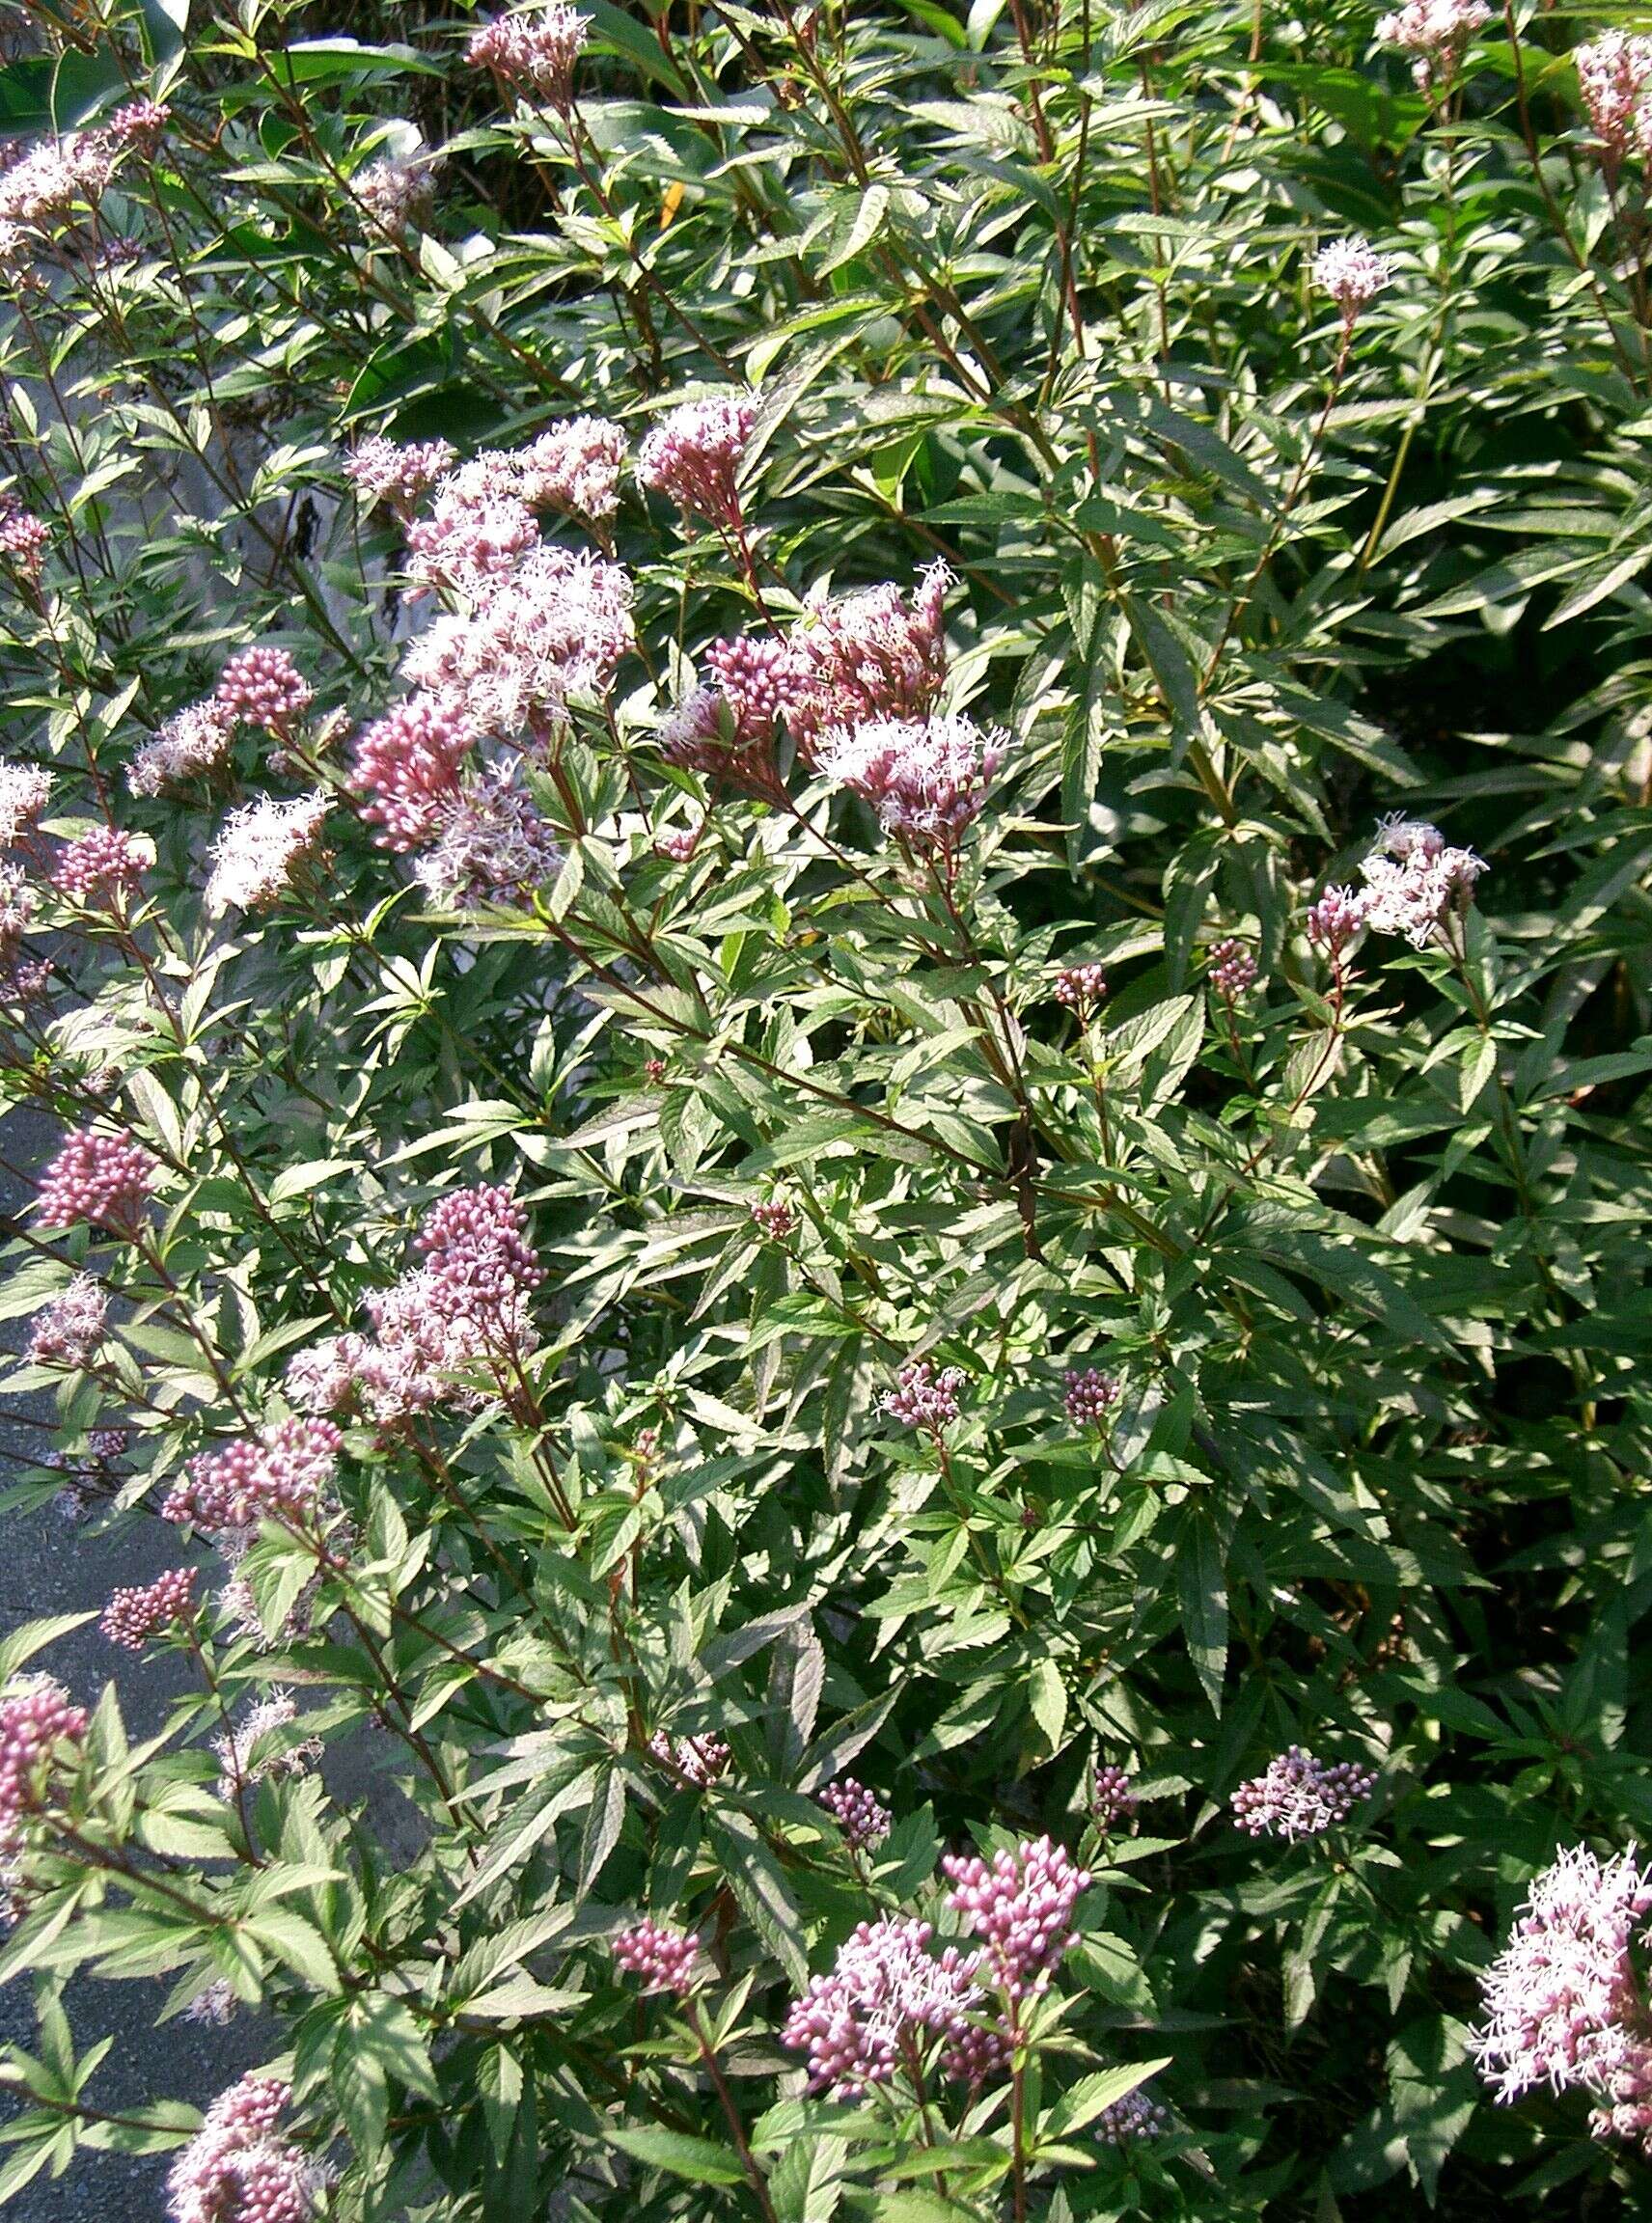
[26,1275,106,1368]
[613,1919,700,1997]
[406,477,539,596]
[818,1777,893,1852]
[751,1198,796,1240]
[352,151,438,236]
[1092,1765,1138,1832]
[0,1674,86,1848]
[1472,1844,1652,2154]
[345,436,456,517]
[1208,937,1257,1000]
[162,1416,343,1540]
[411,772,563,910]
[647,1730,730,1788]
[100,1565,197,1651]
[1230,1746,1377,1840]
[1576,34,1652,166]
[0,132,114,236]
[782,1915,996,2099]
[1064,1366,1119,1428]
[35,1127,158,1232]
[467,2,591,111]
[213,1690,323,1803]
[1358,814,1485,949]
[401,544,634,735]
[513,417,629,527]
[787,563,951,746]
[287,1187,544,1426]
[165,2074,322,2223]
[0,496,49,573]
[129,700,237,796]
[206,791,329,915]
[1055,959,1108,1011]
[49,825,151,906]
[352,696,478,852]
[1375,0,1492,92]
[215,646,313,736]
[638,394,756,528]
[1097,2080,1170,2144]
[815,713,1008,863]
[942,1834,1089,2003]
[1307,882,1367,958]
[883,1358,966,1433]
[0,760,51,844]
[1312,235,1391,326]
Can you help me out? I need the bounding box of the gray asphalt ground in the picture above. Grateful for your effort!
[0,1105,271,2220]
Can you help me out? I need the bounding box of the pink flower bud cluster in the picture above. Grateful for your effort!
[782,1915,996,2099]
[1064,1367,1119,1428]
[1055,960,1108,1011]
[100,1565,197,1651]
[1092,1764,1137,1833]
[417,1181,545,1309]
[647,1730,731,1788]
[1231,1746,1376,1840]
[818,1777,893,1852]
[657,634,800,795]
[1208,937,1257,1000]
[638,394,756,528]
[212,1690,323,1804]
[613,1919,700,1996]
[162,1416,343,1540]
[0,1674,86,1848]
[1307,883,1367,957]
[1576,34,1652,165]
[785,563,951,746]
[467,3,591,111]
[206,791,329,916]
[1097,2080,1170,2143]
[410,772,562,910]
[214,646,314,736]
[26,1274,107,1368]
[48,825,151,906]
[883,1358,966,1433]
[942,1834,1089,2003]
[816,713,1008,861]
[352,151,438,236]
[0,497,49,573]
[352,696,478,852]
[165,2074,323,2223]
[129,700,238,796]
[1358,814,1485,949]
[345,436,457,517]
[1472,1844,1652,2154]
[751,1198,796,1240]
[1312,235,1391,326]
[35,1126,158,1231]
[0,760,51,844]
[1375,0,1492,92]
[104,100,169,152]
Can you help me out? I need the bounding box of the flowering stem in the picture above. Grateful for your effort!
[683,2001,779,2223]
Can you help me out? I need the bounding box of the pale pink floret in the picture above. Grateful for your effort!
[638,394,757,527]
[212,1691,323,1804]
[786,563,951,745]
[103,100,169,153]
[165,2073,323,2223]
[818,1776,892,1852]
[0,134,113,231]
[1472,1843,1652,2154]
[129,700,237,796]
[467,2,591,111]
[26,1275,106,1368]
[49,826,151,905]
[206,791,329,916]
[400,546,635,734]
[816,712,1007,860]
[782,1914,997,2099]
[884,1358,966,1433]
[352,151,438,236]
[0,760,51,844]
[162,1416,343,1540]
[405,480,539,595]
[101,1565,197,1651]
[1307,883,1368,956]
[1358,813,1485,949]
[214,646,313,735]
[1231,1745,1376,1840]
[411,773,562,909]
[647,1730,730,1788]
[35,1127,158,1232]
[1312,235,1391,326]
[351,696,478,851]
[1576,34,1652,165]
[613,1919,700,1996]
[514,416,628,525]
[1375,0,1492,91]
[942,1834,1090,2003]
[1055,959,1107,1010]
[0,863,33,961]
[344,435,456,515]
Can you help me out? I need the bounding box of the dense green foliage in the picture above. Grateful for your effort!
[1,0,1651,2217]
